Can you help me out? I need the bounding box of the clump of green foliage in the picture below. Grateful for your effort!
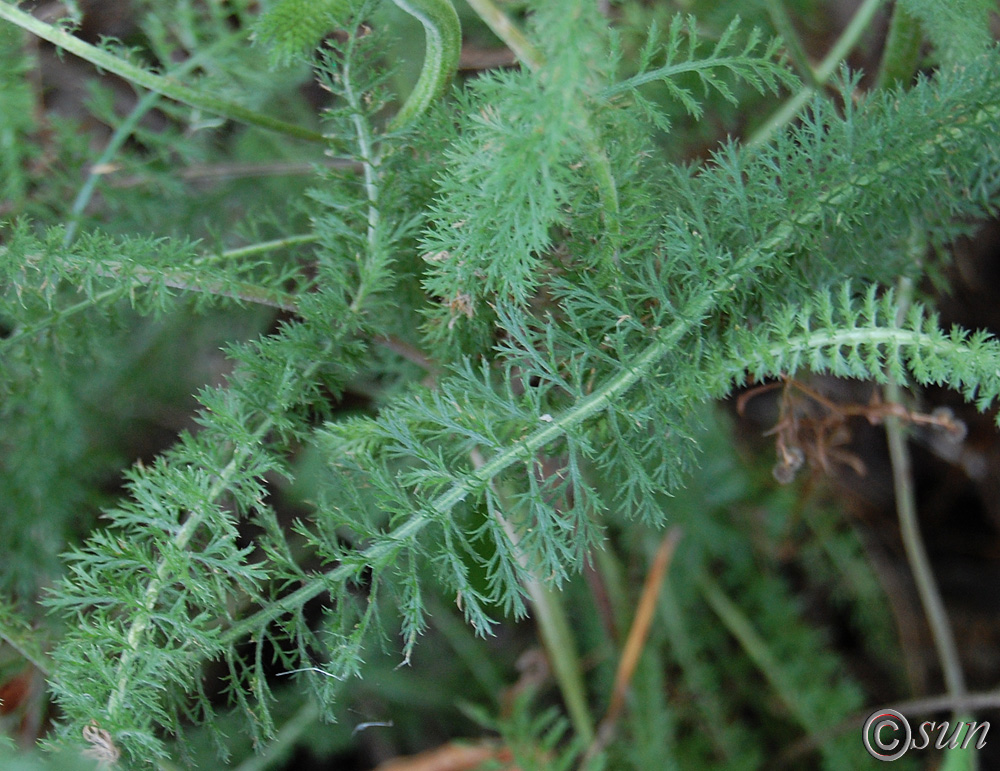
[1,0,999,768]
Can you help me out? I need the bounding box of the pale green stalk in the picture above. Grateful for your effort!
[204,234,318,263]
[464,0,543,70]
[64,89,162,246]
[387,0,462,130]
[90,262,299,310]
[0,624,51,678]
[471,449,596,744]
[526,583,595,744]
[875,2,923,89]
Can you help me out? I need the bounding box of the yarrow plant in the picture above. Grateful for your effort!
[1,0,999,767]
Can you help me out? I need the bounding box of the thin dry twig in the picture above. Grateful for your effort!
[583,527,683,762]
[372,741,515,771]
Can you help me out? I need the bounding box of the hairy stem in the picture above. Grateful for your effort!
[113,158,364,185]
[91,263,300,310]
[341,34,382,262]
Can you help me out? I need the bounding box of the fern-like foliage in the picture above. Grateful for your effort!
[2,0,1000,766]
[718,283,1000,409]
[465,693,592,771]
[19,7,407,761]
[0,23,36,213]
[253,0,352,67]
[899,0,996,64]
[604,14,798,131]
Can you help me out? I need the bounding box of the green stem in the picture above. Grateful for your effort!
[64,89,162,246]
[875,26,965,722]
[92,262,300,310]
[602,53,784,99]
[0,620,52,678]
[203,233,319,263]
[474,449,595,744]
[746,0,885,148]
[698,573,819,733]
[219,257,748,649]
[341,24,385,314]
[529,582,595,743]
[764,0,819,87]
[0,1,326,143]
[753,325,997,371]
[875,2,923,90]
[231,700,320,771]
[341,33,382,258]
[584,133,623,274]
[387,0,462,131]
